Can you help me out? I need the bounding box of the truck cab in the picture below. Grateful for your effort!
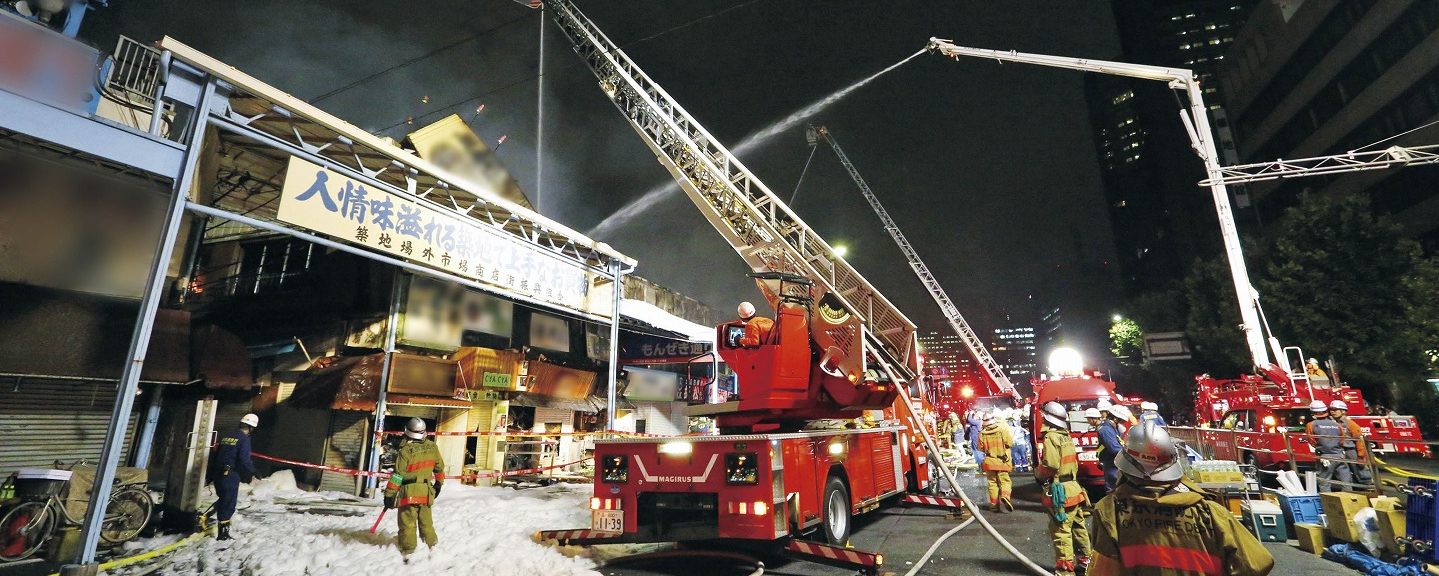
[1030,372,1117,491]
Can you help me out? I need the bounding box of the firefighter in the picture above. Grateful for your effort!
[211,413,259,541]
[384,418,445,563]
[1091,422,1274,576]
[1096,405,1126,492]
[1329,400,1371,487]
[736,301,774,347]
[1304,400,1349,491]
[1037,401,1090,576]
[1139,401,1167,427]
[1008,408,1032,472]
[1306,358,1331,385]
[978,411,1015,512]
[1084,407,1103,431]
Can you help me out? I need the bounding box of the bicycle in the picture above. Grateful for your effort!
[0,461,154,562]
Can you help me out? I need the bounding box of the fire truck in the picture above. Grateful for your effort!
[1192,369,1429,468]
[536,2,963,570]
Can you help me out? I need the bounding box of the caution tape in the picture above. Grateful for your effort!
[252,452,593,481]
[1372,453,1439,481]
[374,429,689,439]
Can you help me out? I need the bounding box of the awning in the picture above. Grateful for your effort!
[588,395,636,411]
[385,394,471,408]
[620,299,715,343]
[508,392,599,413]
[288,353,382,411]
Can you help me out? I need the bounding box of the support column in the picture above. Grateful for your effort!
[75,78,217,565]
[605,261,625,432]
[131,384,167,468]
[366,269,404,492]
[535,4,547,213]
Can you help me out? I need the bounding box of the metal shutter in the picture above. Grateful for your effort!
[320,411,368,494]
[468,400,494,469]
[0,379,142,475]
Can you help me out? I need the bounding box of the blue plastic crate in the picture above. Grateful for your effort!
[1406,478,1436,561]
[1279,494,1326,528]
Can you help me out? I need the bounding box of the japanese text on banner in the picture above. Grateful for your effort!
[276,156,593,311]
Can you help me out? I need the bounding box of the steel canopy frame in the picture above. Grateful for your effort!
[63,36,641,567]
[1200,143,1439,186]
[926,39,1277,373]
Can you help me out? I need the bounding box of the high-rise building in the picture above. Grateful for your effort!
[989,323,1038,382]
[1087,1,1258,293]
[918,331,985,399]
[1217,1,1439,247]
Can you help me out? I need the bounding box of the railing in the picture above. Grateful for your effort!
[1167,425,1439,493]
[105,36,162,108]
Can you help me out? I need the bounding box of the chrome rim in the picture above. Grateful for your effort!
[826,489,847,539]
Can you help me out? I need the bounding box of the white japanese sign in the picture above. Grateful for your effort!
[277,156,594,313]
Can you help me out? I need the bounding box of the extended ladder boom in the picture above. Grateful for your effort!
[811,126,1017,399]
[547,0,918,381]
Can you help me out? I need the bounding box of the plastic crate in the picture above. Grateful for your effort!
[1276,493,1326,529]
[1406,478,1436,561]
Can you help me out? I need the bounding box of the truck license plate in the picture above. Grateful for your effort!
[592,510,623,533]
[1078,452,1098,462]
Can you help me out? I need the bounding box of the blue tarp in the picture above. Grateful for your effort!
[1321,544,1427,576]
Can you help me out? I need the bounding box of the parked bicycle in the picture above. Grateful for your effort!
[0,460,154,562]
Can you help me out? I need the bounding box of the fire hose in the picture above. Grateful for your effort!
[894,382,1056,576]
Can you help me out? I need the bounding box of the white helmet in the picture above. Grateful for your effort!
[1329,400,1349,412]
[1096,398,1113,411]
[1115,422,1185,482]
[1084,407,1102,420]
[1107,404,1132,421]
[1308,400,1328,413]
[982,410,996,423]
[1041,401,1068,429]
[1140,401,1158,411]
[737,301,756,320]
[404,417,428,440]
[240,413,260,428]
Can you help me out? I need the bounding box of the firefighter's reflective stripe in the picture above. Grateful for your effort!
[1061,453,1078,464]
[398,495,431,506]
[406,459,437,472]
[1118,544,1222,575]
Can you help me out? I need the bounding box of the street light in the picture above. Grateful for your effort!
[1112,314,1123,322]
[833,244,849,258]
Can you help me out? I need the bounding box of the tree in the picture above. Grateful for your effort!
[1256,194,1439,433]
[1108,317,1143,361]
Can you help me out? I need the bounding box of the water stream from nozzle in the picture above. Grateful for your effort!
[588,49,927,237]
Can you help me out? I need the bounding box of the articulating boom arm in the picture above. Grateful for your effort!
[1201,144,1439,186]
[546,0,919,381]
[926,38,1276,373]
[811,126,1017,399]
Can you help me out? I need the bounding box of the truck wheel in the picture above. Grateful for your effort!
[821,475,851,545]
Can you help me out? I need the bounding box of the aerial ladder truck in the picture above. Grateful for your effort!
[534,4,988,573]
[806,125,1019,407]
[923,39,1430,463]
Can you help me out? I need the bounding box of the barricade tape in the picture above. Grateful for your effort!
[252,451,592,481]
[1372,453,1439,481]
[373,429,688,439]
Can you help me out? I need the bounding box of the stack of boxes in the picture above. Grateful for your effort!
[1321,492,1369,544]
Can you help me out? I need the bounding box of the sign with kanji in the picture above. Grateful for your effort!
[277,156,594,313]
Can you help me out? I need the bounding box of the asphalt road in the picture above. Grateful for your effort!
[597,471,1364,576]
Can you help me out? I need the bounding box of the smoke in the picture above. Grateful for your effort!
[588,49,926,237]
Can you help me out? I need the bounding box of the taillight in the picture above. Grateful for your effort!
[726,452,758,484]
[591,497,622,510]
[753,501,768,516]
[601,455,629,483]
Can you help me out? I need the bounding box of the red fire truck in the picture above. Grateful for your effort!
[1192,370,1429,467]
[537,3,962,570]
[1030,370,1120,492]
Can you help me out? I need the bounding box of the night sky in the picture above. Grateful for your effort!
[87,1,1123,347]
